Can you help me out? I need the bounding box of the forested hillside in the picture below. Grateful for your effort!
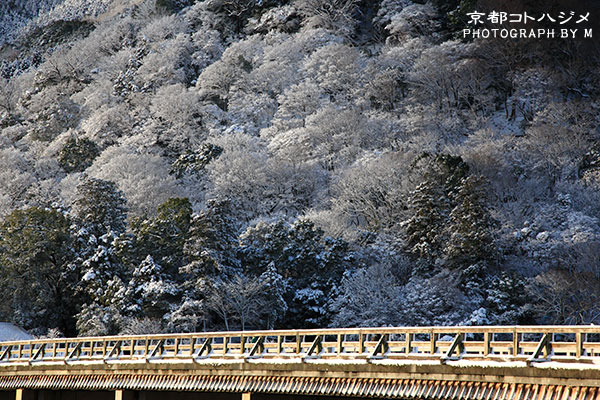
[0,0,598,337]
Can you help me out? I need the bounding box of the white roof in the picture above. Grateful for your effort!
[0,322,33,341]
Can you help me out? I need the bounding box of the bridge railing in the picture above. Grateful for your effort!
[2,326,600,365]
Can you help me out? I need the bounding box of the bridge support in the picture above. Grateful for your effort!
[242,393,251,400]
[15,390,34,400]
[114,391,134,400]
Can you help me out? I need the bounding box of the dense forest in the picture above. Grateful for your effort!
[0,0,598,337]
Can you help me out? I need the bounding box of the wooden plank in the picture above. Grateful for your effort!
[276,335,282,354]
[143,338,149,358]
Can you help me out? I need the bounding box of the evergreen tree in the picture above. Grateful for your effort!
[124,255,179,323]
[170,143,223,179]
[72,229,127,336]
[238,219,352,327]
[0,207,77,335]
[173,199,240,331]
[75,276,126,336]
[72,176,128,237]
[128,197,192,276]
[444,176,496,268]
[58,137,100,173]
[402,153,469,270]
[403,180,448,261]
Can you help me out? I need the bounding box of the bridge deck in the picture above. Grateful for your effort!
[1,326,600,399]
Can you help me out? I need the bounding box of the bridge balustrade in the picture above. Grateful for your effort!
[0,325,598,365]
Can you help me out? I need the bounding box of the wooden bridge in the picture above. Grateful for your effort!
[1,326,600,400]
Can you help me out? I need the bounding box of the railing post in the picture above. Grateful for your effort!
[276,335,282,354]
[359,333,365,354]
[512,328,519,357]
[296,334,301,354]
[189,337,195,357]
[484,331,491,356]
[241,335,246,355]
[406,333,412,355]
[576,331,583,358]
[430,330,437,355]
[337,334,343,354]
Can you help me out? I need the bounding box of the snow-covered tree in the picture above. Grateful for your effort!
[331,264,402,327]
[239,219,352,327]
[402,153,469,266]
[58,137,100,173]
[123,254,179,328]
[207,133,320,220]
[88,146,185,216]
[72,176,128,236]
[444,176,496,268]
[127,197,192,276]
[384,3,441,44]
[296,0,359,38]
[206,274,269,330]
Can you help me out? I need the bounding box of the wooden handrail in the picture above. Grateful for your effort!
[0,326,599,365]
